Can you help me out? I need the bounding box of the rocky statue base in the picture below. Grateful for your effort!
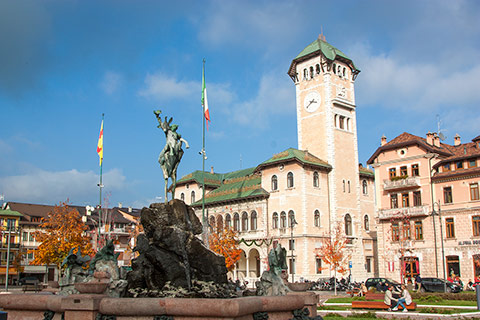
[126,199,235,298]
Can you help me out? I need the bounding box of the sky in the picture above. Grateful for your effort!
[0,0,479,209]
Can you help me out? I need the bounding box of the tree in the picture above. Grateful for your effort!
[30,201,95,270]
[314,224,351,295]
[209,227,242,271]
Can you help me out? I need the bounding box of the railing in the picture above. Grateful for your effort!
[383,177,420,190]
[0,243,20,249]
[378,205,429,220]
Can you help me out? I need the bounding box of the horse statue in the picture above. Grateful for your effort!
[154,110,189,202]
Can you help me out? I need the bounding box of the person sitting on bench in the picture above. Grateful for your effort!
[392,284,412,312]
[384,284,398,311]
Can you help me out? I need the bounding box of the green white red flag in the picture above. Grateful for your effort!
[202,63,210,128]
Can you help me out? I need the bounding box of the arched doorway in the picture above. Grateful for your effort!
[248,248,261,278]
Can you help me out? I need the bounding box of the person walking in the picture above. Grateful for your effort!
[415,274,422,291]
[392,284,412,312]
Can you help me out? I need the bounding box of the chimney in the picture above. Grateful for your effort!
[381,135,387,146]
[433,133,441,147]
[128,207,132,213]
[454,133,461,146]
[210,166,214,174]
[426,132,434,145]
[118,202,122,208]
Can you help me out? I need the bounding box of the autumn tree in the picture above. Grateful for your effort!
[30,201,95,270]
[209,227,242,271]
[314,224,351,295]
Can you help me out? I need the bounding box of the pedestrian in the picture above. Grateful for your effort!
[415,274,422,291]
[384,284,398,311]
[392,284,412,312]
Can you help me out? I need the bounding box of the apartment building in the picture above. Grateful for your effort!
[367,132,480,283]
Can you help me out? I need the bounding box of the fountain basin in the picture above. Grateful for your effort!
[74,282,108,294]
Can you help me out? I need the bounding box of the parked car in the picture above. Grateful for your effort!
[18,276,39,286]
[365,277,401,291]
[419,277,462,293]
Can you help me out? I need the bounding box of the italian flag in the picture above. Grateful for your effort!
[97,119,103,166]
[202,62,210,128]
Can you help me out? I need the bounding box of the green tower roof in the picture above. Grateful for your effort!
[288,36,359,78]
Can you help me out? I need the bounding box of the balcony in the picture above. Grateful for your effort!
[383,177,420,191]
[378,205,429,220]
[0,243,20,249]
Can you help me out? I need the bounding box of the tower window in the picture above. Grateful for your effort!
[344,214,352,236]
[271,175,278,191]
[364,215,369,231]
[339,116,345,129]
[303,68,308,80]
[314,210,320,227]
[333,64,336,74]
[316,64,320,74]
[191,191,195,203]
[287,172,294,188]
[362,180,368,195]
[313,171,319,188]
[310,66,314,79]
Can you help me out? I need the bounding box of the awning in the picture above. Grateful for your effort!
[23,265,47,274]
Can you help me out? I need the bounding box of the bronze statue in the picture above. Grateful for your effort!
[155,110,189,202]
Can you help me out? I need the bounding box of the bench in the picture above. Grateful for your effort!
[352,300,417,310]
[22,279,41,292]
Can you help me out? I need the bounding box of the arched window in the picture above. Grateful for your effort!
[272,212,278,229]
[364,215,369,231]
[288,210,295,227]
[313,171,319,188]
[180,193,185,201]
[343,67,346,78]
[271,175,278,191]
[216,215,224,232]
[303,68,308,80]
[362,180,368,195]
[348,180,351,193]
[241,212,248,231]
[314,210,320,227]
[209,216,216,231]
[333,63,337,74]
[280,211,287,228]
[250,211,257,231]
[343,180,346,192]
[225,214,232,229]
[316,64,321,74]
[233,213,240,231]
[345,214,352,236]
[309,66,314,79]
[287,172,294,188]
[191,191,195,203]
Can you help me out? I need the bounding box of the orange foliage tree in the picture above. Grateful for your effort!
[30,201,95,269]
[209,227,242,271]
[314,224,351,295]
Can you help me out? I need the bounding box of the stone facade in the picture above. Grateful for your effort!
[368,132,480,284]
[175,36,377,283]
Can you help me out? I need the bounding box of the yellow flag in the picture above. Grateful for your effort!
[97,120,103,166]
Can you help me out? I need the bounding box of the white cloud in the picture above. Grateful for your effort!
[195,1,301,55]
[229,72,294,127]
[138,72,198,101]
[0,168,126,204]
[100,71,123,95]
[352,42,480,113]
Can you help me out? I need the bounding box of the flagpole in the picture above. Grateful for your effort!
[202,59,208,246]
[98,113,104,249]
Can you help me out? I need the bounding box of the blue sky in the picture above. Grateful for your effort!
[1,0,479,209]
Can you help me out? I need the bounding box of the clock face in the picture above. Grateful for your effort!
[303,91,321,113]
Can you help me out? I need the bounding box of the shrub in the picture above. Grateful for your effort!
[412,292,476,301]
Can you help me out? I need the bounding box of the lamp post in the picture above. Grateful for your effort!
[432,201,447,293]
[289,216,297,283]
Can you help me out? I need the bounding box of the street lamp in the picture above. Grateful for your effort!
[432,201,447,293]
[289,215,297,283]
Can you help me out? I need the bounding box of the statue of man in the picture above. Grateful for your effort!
[268,240,287,276]
[154,110,189,201]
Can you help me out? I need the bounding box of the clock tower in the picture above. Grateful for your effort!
[288,35,368,276]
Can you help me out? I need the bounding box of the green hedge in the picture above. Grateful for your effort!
[412,291,477,301]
